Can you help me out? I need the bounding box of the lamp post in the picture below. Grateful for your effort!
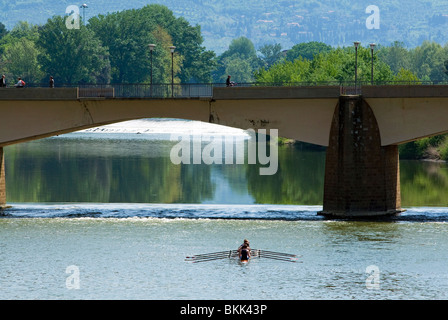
[80,4,88,26]
[148,44,156,96]
[370,43,376,85]
[354,41,360,92]
[169,46,176,97]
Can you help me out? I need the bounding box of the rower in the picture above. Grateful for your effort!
[239,244,251,262]
[237,239,250,253]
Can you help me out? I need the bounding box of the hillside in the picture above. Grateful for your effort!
[1,0,448,53]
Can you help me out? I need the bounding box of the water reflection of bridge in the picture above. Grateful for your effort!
[2,84,448,218]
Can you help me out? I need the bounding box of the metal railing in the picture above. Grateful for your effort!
[77,83,219,98]
[17,81,448,98]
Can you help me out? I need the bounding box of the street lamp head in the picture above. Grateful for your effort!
[370,43,376,50]
[354,41,361,48]
[148,44,156,51]
[169,46,176,53]
[80,4,88,8]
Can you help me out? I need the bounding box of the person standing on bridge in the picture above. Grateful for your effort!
[49,76,54,88]
[1,75,6,87]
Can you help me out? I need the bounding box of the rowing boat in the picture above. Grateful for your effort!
[185,249,298,263]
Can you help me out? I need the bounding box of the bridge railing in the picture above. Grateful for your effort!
[79,81,448,98]
[82,83,219,99]
[18,81,448,98]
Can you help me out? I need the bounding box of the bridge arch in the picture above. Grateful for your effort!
[0,87,342,147]
[0,98,211,147]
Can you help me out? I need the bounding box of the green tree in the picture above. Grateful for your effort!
[89,4,215,84]
[223,56,254,83]
[88,9,157,83]
[393,68,420,83]
[307,48,351,82]
[0,21,38,56]
[138,4,215,83]
[2,38,44,83]
[0,21,43,83]
[377,41,411,74]
[37,16,110,84]
[0,21,8,65]
[8,21,39,42]
[445,58,448,77]
[255,44,395,85]
[213,36,262,83]
[151,25,183,84]
[410,41,448,81]
[255,58,311,84]
[355,46,394,83]
[285,41,332,62]
[0,22,7,39]
[166,15,216,83]
[224,36,258,60]
[258,43,283,68]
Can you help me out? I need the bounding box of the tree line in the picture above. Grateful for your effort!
[1,4,448,86]
[0,4,216,85]
[224,39,448,85]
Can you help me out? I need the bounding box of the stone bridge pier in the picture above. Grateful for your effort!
[0,147,6,208]
[319,95,404,218]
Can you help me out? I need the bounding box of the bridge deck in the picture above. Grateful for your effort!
[1,85,448,147]
[1,84,448,100]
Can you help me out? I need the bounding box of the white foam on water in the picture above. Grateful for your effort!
[78,118,250,137]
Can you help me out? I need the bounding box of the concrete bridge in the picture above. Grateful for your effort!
[1,85,448,217]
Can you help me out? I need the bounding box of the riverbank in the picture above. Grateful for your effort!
[399,134,448,161]
[279,134,448,161]
[277,137,326,151]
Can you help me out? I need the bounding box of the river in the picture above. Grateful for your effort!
[1,119,448,300]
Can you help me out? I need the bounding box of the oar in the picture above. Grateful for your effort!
[259,252,297,259]
[248,249,259,257]
[186,251,231,260]
[259,252,301,259]
[185,250,232,259]
[258,250,299,262]
[258,254,298,262]
[185,255,229,262]
[262,256,297,263]
[260,255,298,261]
[260,250,298,257]
[187,253,234,263]
[190,256,231,263]
[260,250,296,257]
[185,250,234,262]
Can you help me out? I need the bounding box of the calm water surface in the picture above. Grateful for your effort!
[1,119,448,300]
